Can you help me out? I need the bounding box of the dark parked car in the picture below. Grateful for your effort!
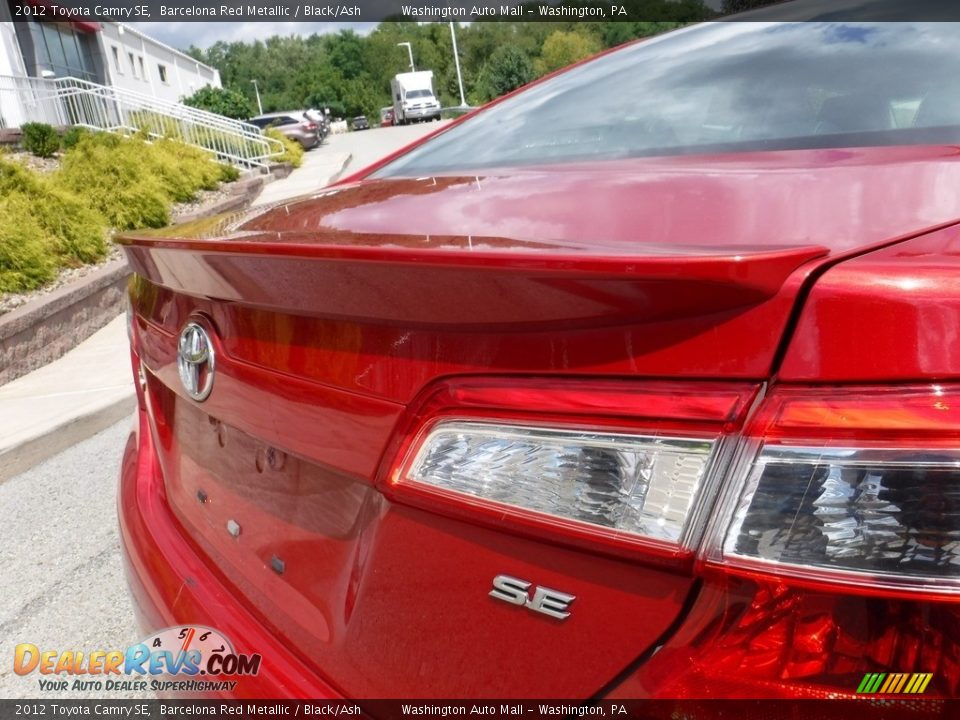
[120,21,960,700]
[352,115,369,131]
[248,110,321,149]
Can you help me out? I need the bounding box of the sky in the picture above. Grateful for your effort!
[129,21,376,51]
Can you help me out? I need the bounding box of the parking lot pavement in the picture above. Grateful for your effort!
[0,419,150,700]
[332,120,451,178]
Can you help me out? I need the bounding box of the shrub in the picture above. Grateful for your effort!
[56,132,240,230]
[219,163,240,182]
[0,156,107,266]
[144,137,223,202]
[0,194,57,293]
[1,131,241,295]
[56,133,171,229]
[182,86,254,120]
[60,126,88,150]
[20,122,60,158]
[264,127,304,168]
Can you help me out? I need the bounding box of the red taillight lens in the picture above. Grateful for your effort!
[303,121,318,130]
[610,574,960,699]
[611,384,960,699]
[381,378,759,565]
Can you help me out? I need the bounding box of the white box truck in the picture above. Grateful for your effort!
[391,71,442,125]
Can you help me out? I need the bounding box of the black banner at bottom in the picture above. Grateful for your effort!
[0,700,954,720]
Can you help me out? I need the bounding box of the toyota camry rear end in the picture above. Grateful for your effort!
[118,22,960,700]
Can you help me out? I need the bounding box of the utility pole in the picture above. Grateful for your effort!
[250,79,263,115]
[397,42,415,72]
[449,22,467,108]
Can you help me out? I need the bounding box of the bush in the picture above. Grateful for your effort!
[56,133,171,229]
[60,126,88,150]
[144,137,224,202]
[182,86,254,120]
[219,163,240,182]
[264,127,304,168]
[0,157,107,266]
[1,131,240,294]
[20,122,60,158]
[56,132,240,230]
[0,195,57,293]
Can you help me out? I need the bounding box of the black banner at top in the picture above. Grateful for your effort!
[7,0,960,24]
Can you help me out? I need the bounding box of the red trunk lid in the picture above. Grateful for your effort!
[119,147,960,697]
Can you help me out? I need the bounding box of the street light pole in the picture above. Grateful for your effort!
[250,79,263,115]
[397,42,415,72]
[449,21,467,108]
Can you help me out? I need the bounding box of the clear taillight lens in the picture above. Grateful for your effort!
[708,384,960,597]
[383,378,760,563]
[404,421,716,544]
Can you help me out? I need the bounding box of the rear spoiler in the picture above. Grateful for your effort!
[117,229,827,330]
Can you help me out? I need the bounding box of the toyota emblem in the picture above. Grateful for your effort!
[177,322,215,401]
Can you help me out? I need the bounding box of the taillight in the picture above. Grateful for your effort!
[612,384,960,699]
[382,378,760,565]
[706,385,960,598]
[303,121,318,130]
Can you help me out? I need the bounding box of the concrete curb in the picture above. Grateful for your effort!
[0,394,136,484]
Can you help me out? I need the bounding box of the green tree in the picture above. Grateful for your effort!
[484,44,535,99]
[535,30,602,75]
[182,85,253,120]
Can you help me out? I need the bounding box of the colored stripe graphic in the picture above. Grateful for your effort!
[893,673,909,693]
[857,672,932,694]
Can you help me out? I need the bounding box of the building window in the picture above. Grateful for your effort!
[138,56,146,81]
[15,20,100,82]
[158,64,168,83]
[111,46,121,73]
[129,52,138,78]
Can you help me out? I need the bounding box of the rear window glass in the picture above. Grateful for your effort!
[375,22,960,177]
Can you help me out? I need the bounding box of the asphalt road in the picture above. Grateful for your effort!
[0,419,143,699]
[330,118,451,177]
[0,123,451,701]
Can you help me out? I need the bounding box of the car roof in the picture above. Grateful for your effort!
[251,110,308,120]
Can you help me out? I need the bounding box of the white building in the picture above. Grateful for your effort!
[0,4,220,128]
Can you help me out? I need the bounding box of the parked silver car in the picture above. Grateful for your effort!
[248,110,321,149]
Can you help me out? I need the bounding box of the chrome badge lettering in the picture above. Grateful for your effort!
[177,322,215,401]
[489,575,575,620]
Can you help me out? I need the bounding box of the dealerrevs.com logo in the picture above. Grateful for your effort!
[13,626,262,693]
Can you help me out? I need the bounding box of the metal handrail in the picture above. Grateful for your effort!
[0,75,284,168]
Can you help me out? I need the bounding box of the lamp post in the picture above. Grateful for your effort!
[397,42,415,72]
[250,79,263,115]
[449,22,467,109]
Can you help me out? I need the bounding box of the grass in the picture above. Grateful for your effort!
[0,130,240,294]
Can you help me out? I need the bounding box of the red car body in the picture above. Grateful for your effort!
[118,22,960,701]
